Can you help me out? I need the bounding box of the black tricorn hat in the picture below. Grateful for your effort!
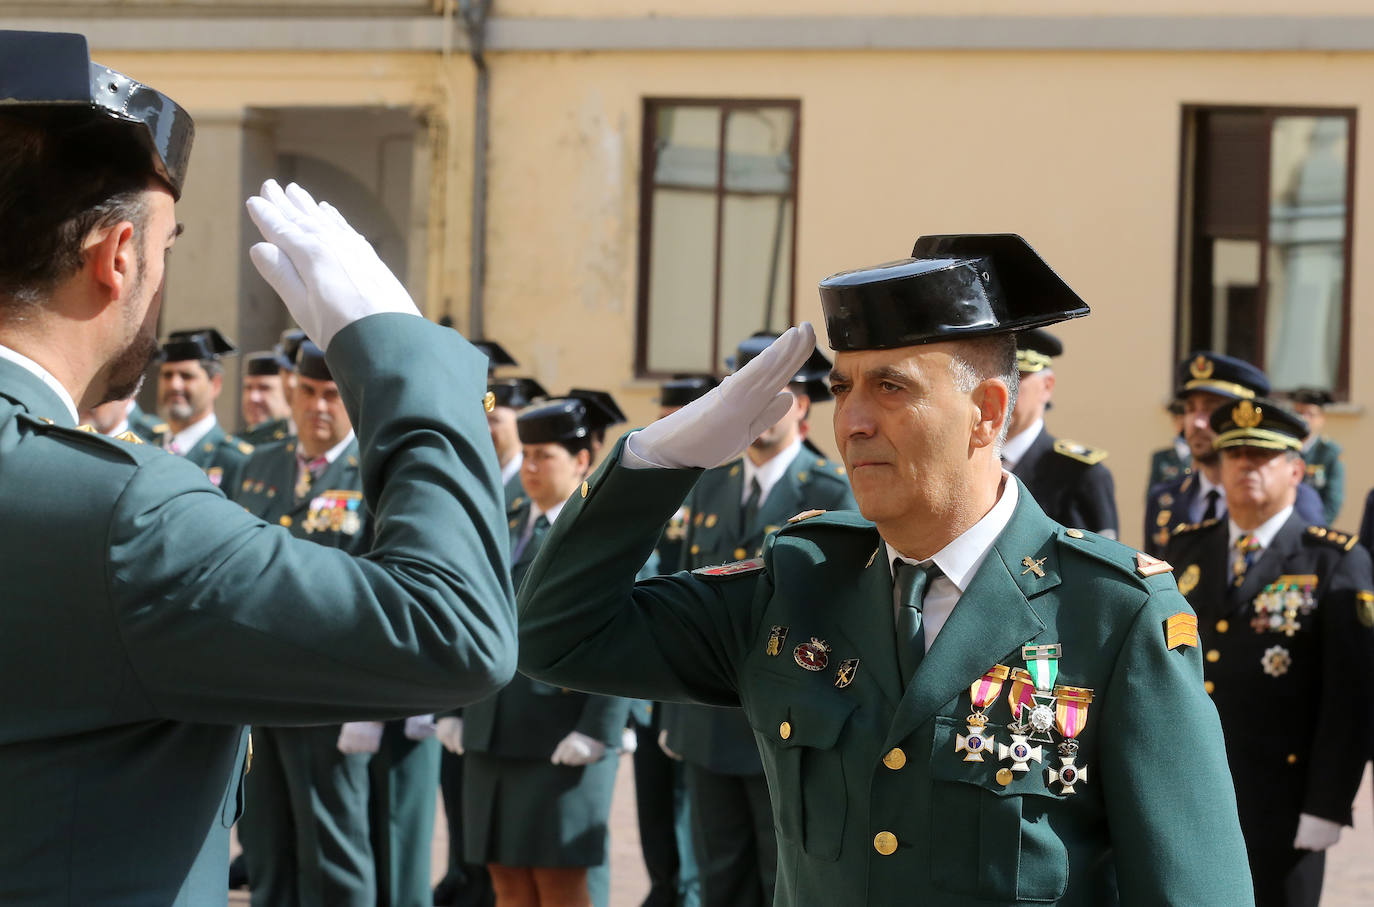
[567,389,626,435]
[489,377,548,410]
[161,327,236,363]
[472,341,517,374]
[517,398,595,446]
[295,340,332,383]
[0,31,195,199]
[818,234,1089,352]
[277,329,307,372]
[1016,328,1063,373]
[730,332,835,401]
[659,374,719,409]
[244,352,282,377]
[1210,397,1307,453]
[1289,387,1334,407]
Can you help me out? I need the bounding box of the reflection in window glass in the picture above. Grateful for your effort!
[1264,117,1348,391]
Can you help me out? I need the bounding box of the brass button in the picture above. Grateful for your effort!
[1204,680,1215,695]
[779,721,791,740]
[483,391,496,413]
[873,831,898,855]
[1205,649,1220,663]
[279,515,292,527]
[1287,753,1298,765]
[995,768,1014,786]
[882,748,906,770]
[1215,619,1229,634]
[1066,528,1085,539]
[580,480,589,499]
[690,544,700,555]
[734,547,747,560]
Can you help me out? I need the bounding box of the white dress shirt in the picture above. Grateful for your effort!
[885,475,1021,652]
[0,343,79,424]
[1000,418,1043,471]
[165,411,218,456]
[742,437,803,506]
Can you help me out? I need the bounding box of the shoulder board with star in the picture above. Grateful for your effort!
[1056,528,1174,587]
[1052,439,1108,466]
[1305,525,1360,552]
[692,557,765,579]
[775,508,874,536]
[1169,518,1219,537]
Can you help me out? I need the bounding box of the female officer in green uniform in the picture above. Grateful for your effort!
[462,395,632,907]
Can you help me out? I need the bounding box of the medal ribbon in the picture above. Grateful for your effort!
[970,664,1010,711]
[1006,668,1037,720]
[1026,653,1059,692]
[1052,685,1094,740]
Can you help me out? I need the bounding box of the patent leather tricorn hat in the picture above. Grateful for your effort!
[818,234,1089,351]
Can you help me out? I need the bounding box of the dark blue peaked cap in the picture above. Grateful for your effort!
[819,234,1089,351]
[0,30,195,198]
[1176,351,1270,401]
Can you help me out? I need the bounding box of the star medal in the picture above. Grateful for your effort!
[956,664,1009,762]
[1047,684,1093,794]
[793,637,831,672]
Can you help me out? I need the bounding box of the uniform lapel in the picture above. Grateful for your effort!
[1184,524,1230,621]
[882,487,1053,750]
[834,538,904,710]
[185,423,224,469]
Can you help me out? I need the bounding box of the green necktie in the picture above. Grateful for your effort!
[895,560,941,688]
[512,514,549,563]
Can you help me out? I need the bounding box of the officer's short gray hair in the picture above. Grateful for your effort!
[948,335,1019,451]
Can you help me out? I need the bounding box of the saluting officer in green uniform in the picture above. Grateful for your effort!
[1164,398,1373,907]
[1288,388,1345,525]
[517,234,1254,906]
[0,32,516,905]
[660,333,854,907]
[233,340,377,906]
[156,327,254,490]
[239,349,294,445]
[1003,329,1118,538]
[463,395,632,907]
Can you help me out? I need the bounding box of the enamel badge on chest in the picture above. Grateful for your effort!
[793,637,831,672]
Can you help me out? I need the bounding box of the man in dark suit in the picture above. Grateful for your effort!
[1165,396,1373,906]
[1003,328,1117,537]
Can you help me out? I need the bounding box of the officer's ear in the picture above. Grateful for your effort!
[969,378,1010,451]
[575,447,593,475]
[84,219,138,306]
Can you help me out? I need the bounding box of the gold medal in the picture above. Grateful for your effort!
[765,625,788,657]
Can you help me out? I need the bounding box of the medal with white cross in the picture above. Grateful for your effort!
[998,733,1043,773]
[1047,684,1094,795]
[956,664,1009,762]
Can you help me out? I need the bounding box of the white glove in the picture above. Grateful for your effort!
[626,323,817,469]
[550,731,606,766]
[1293,813,1342,850]
[336,721,385,754]
[436,717,465,755]
[245,180,420,350]
[620,727,638,754]
[404,714,437,741]
[657,728,683,761]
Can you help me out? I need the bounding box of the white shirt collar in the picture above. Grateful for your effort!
[0,343,80,425]
[104,419,130,438]
[167,411,218,454]
[1228,505,1294,551]
[885,473,1020,593]
[1195,469,1223,502]
[530,495,569,530]
[742,436,804,506]
[1173,435,1190,459]
[501,449,524,486]
[315,430,356,465]
[1001,418,1044,470]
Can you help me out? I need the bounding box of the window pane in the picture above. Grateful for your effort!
[1264,116,1348,391]
[1211,239,1262,363]
[653,106,721,191]
[647,188,717,373]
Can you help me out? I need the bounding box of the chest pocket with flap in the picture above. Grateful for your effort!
[744,673,856,862]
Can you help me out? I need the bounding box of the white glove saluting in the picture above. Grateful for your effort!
[627,323,817,470]
[1293,813,1342,850]
[245,179,420,350]
[435,717,464,755]
[550,731,606,766]
[336,721,385,755]
[404,714,437,741]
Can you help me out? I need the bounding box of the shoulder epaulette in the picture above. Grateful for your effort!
[16,414,143,464]
[1305,525,1360,552]
[232,437,254,455]
[1053,439,1108,466]
[803,455,848,480]
[775,508,874,536]
[1169,518,1219,537]
[1056,528,1166,588]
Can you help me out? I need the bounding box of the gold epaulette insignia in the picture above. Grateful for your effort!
[236,440,255,455]
[787,509,826,524]
[76,423,97,432]
[1177,564,1200,596]
[1053,439,1108,466]
[114,430,146,445]
[1306,525,1359,551]
[1136,552,1174,577]
[1164,612,1199,650]
[1357,591,1374,629]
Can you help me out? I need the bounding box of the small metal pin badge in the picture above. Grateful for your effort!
[1021,556,1047,578]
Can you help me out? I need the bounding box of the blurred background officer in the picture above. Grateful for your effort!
[1147,398,1190,488]
[232,340,375,906]
[240,348,293,445]
[0,32,516,905]
[658,332,854,907]
[462,395,632,907]
[1003,328,1118,537]
[1288,388,1345,525]
[1164,398,1373,907]
[157,326,254,489]
[517,233,1253,905]
[80,392,147,440]
[488,373,548,504]
[1144,352,1324,556]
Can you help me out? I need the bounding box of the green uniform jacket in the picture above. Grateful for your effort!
[127,402,168,444]
[0,314,516,906]
[1147,442,1190,489]
[240,417,292,447]
[661,447,855,775]
[517,439,1255,906]
[233,436,364,544]
[180,421,254,493]
[1301,436,1344,524]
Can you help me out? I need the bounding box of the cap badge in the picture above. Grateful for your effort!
[1190,355,1215,379]
[1232,399,1263,429]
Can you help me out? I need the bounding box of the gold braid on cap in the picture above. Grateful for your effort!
[1017,350,1053,373]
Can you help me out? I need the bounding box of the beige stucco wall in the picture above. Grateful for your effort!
[498,1,1374,18]
[88,43,1374,548]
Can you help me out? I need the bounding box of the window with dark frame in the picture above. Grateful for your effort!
[1176,106,1356,398]
[636,98,801,378]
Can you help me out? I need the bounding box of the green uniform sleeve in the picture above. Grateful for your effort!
[1097,579,1255,906]
[107,314,517,725]
[574,694,634,748]
[519,437,766,707]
